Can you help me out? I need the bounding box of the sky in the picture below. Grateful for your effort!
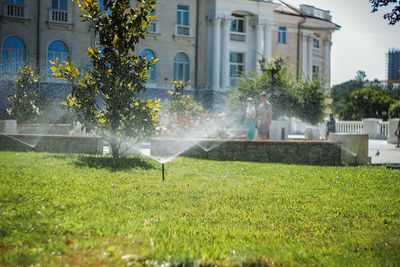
[284,0,400,85]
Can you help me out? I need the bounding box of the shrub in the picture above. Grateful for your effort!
[389,101,400,118]
[7,66,41,123]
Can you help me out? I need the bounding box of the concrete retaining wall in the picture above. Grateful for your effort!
[151,138,342,166]
[0,134,103,154]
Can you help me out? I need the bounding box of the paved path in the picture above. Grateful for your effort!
[369,139,400,164]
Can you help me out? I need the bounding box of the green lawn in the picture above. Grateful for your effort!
[0,151,399,266]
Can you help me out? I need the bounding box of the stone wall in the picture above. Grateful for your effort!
[151,138,342,165]
[0,134,103,154]
[17,124,71,135]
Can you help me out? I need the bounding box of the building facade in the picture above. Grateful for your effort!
[0,0,339,112]
[387,49,400,83]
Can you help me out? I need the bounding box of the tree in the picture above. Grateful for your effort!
[227,57,326,125]
[295,75,327,125]
[52,0,159,158]
[331,79,365,118]
[355,70,368,84]
[389,101,400,118]
[341,88,395,120]
[331,71,400,119]
[8,66,41,123]
[370,0,400,25]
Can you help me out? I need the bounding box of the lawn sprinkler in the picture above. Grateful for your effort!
[162,163,165,181]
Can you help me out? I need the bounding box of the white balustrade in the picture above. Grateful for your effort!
[336,121,363,134]
[379,121,389,136]
[49,9,68,23]
[289,118,395,140]
[5,4,24,18]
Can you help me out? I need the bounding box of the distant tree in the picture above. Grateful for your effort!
[341,88,395,120]
[228,57,326,125]
[370,0,400,25]
[228,57,296,122]
[51,0,159,158]
[8,66,41,123]
[355,70,368,84]
[332,70,400,120]
[331,71,375,118]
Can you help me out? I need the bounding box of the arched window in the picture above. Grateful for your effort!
[173,52,190,82]
[1,36,25,73]
[47,40,69,74]
[139,49,156,82]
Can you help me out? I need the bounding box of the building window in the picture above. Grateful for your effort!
[230,14,245,42]
[52,0,67,10]
[47,40,69,74]
[6,0,24,18]
[312,65,319,79]
[313,34,320,48]
[146,7,157,33]
[230,52,244,86]
[140,49,156,82]
[50,0,68,23]
[278,26,286,44]
[173,52,190,82]
[176,5,190,36]
[177,5,189,25]
[1,36,25,73]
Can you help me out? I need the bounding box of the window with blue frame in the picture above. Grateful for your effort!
[139,49,156,82]
[278,26,286,44]
[173,52,190,82]
[177,5,189,25]
[1,36,25,73]
[231,14,244,33]
[229,52,244,86]
[52,0,66,10]
[47,40,69,74]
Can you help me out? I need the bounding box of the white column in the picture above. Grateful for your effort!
[301,34,308,78]
[255,24,264,74]
[324,38,332,87]
[220,17,231,89]
[307,35,313,80]
[263,24,272,62]
[211,17,221,90]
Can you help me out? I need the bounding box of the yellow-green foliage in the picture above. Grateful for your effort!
[7,66,41,123]
[50,0,159,158]
[164,80,203,130]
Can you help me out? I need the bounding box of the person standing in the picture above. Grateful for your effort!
[325,113,336,140]
[246,97,256,140]
[257,91,273,140]
[395,120,400,148]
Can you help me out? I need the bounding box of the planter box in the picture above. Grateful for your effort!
[150,138,342,166]
[328,133,370,165]
[17,123,71,135]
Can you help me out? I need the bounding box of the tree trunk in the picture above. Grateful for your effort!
[109,136,120,158]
